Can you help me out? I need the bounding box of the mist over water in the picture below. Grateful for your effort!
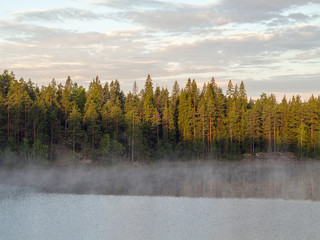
[1,159,320,239]
[1,159,319,200]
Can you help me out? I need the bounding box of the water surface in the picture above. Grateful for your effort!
[1,185,320,240]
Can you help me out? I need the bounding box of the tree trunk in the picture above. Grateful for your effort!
[157,95,160,141]
[300,118,303,153]
[273,119,276,152]
[252,113,255,154]
[24,104,27,138]
[193,95,196,140]
[209,116,212,147]
[7,104,10,139]
[17,105,20,150]
[72,123,75,159]
[65,109,67,139]
[311,117,314,152]
[116,116,118,139]
[268,113,271,152]
[156,110,159,141]
[238,120,241,147]
[166,111,168,137]
[202,114,205,158]
[33,119,36,147]
[132,112,134,162]
[202,114,204,143]
[50,121,53,161]
[92,125,95,151]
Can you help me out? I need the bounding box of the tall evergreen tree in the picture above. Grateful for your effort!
[143,74,155,123]
[61,76,73,139]
[68,104,82,158]
[84,98,100,152]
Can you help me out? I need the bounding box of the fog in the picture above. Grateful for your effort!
[0,159,319,201]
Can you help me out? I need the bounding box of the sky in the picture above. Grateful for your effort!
[1,0,320,99]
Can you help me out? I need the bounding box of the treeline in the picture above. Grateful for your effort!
[0,70,319,164]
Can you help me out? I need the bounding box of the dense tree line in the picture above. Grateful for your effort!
[0,70,319,164]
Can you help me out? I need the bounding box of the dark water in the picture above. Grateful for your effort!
[1,185,320,240]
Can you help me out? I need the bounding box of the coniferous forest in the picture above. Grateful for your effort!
[0,69,320,165]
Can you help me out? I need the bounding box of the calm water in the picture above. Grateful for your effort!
[1,184,320,240]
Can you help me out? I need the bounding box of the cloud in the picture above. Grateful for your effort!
[14,8,104,22]
[114,4,229,31]
[0,19,168,89]
[0,19,145,47]
[221,0,308,14]
[151,24,320,67]
[93,0,320,31]
[216,0,320,24]
[91,0,165,9]
[1,16,319,95]
[243,74,320,100]
[288,13,311,21]
[1,1,320,97]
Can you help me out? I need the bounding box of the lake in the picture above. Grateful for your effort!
[1,184,320,240]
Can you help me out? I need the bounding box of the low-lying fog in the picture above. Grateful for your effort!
[1,160,319,200]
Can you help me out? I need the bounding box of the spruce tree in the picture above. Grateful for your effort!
[62,76,73,139]
[68,104,82,159]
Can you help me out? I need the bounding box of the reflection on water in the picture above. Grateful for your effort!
[1,185,320,240]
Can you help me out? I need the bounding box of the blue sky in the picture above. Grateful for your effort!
[1,0,320,99]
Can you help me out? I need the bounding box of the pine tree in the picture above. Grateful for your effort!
[198,83,208,156]
[108,80,124,140]
[61,76,73,139]
[28,100,48,152]
[84,99,100,152]
[40,79,60,160]
[215,87,226,156]
[238,81,247,152]
[68,104,82,158]
[0,91,7,147]
[124,84,140,161]
[279,96,289,151]
[169,81,180,144]
[143,74,155,123]
[206,80,216,149]
[6,78,32,150]
[0,70,14,97]
[103,81,110,103]
[178,89,192,141]
[71,83,86,114]
[307,95,319,154]
[154,86,161,141]
[225,80,237,152]
[87,76,104,109]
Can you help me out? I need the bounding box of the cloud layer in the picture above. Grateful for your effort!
[1,0,319,98]
[14,8,104,22]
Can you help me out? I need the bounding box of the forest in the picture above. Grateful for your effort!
[0,69,319,165]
